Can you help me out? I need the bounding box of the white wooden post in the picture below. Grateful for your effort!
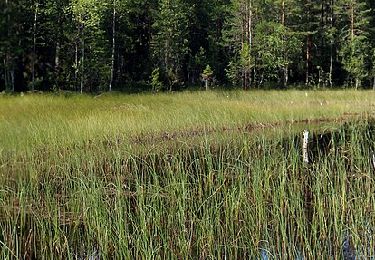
[303,130,309,164]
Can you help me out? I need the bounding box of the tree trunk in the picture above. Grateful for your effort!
[373,77,375,91]
[281,0,288,87]
[205,79,208,91]
[355,78,360,89]
[281,0,285,25]
[329,45,333,87]
[248,0,252,89]
[5,0,11,91]
[305,0,312,86]
[284,66,289,87]
[3,58,8,90]
[329,0,334,88]
[241,0,252,90]
[55,41,60,89]
[244,1,247,90]
[10,69,14,92]
[75,40,78,92]
[32,2,38,92]
[350,3,354,41]
[109,0,116,92]
[81,35,84,94]
[306,34,312,85]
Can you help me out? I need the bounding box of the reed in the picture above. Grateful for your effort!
[1,91,375,258]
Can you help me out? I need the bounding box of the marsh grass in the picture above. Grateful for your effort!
[1,90,374,152]
[1,91,375,258]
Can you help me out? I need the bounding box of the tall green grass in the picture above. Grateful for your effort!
[1,91,375,258]
[1,118,375,258]
[1,90,374,152]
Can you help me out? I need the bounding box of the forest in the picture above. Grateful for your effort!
[3,1,375,258]
[1,0,375,92]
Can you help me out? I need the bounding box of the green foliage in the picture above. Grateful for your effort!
[1,0,375,92]
[254,22,301,80]
[225,60,241,86]
[336,0,372,87]
[152,0,190,90]
[188,47,207,83]
[339,36,369,87]
[150,67,163,92]
[202,64,213,79]
[69,0,111,91]
[371,49,375,76]
[240,42,253,73]
[202,64,214,90]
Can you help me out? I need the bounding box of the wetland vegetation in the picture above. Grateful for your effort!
[1,91,375,258]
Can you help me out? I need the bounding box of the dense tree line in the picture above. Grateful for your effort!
[0,0,374,92]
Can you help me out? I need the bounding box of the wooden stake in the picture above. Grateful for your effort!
[303,130,309,164]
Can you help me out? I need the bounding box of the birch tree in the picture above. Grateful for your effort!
[31,1,38,91]
[109,0,116,92]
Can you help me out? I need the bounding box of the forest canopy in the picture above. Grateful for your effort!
[1,0,375,92]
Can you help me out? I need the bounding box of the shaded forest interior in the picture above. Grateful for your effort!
[1,0,375,92]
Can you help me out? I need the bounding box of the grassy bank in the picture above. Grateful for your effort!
[0,90,374,152]
[1,90,375,258]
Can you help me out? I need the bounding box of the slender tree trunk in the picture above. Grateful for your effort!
[3,58,8,90]
[81,35,84,94]
[10,70,14,92]
[350,3,354,41]
[355,78,360,89]
[165,37,171,91]
[55,43,60,70]
[32,2,38,92]
[244,1,247,90]
[281,0,285,25]
[306,34,311,85]
[241,0,252,90]
[329,0,334,88]
[109,0,116,92]
[373,76,375,91]
[281,0,288,87]
[55,41,60,88]
[55,2,62,91]
[306,0,313,85]
[5,0,11,91]
[243,1,248,90]
[248,0,252,90]
[4,1,7,90]
[350,3,356,89]
[75,40,78,91]
[305,1,312,86]
[329,46,333,87]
